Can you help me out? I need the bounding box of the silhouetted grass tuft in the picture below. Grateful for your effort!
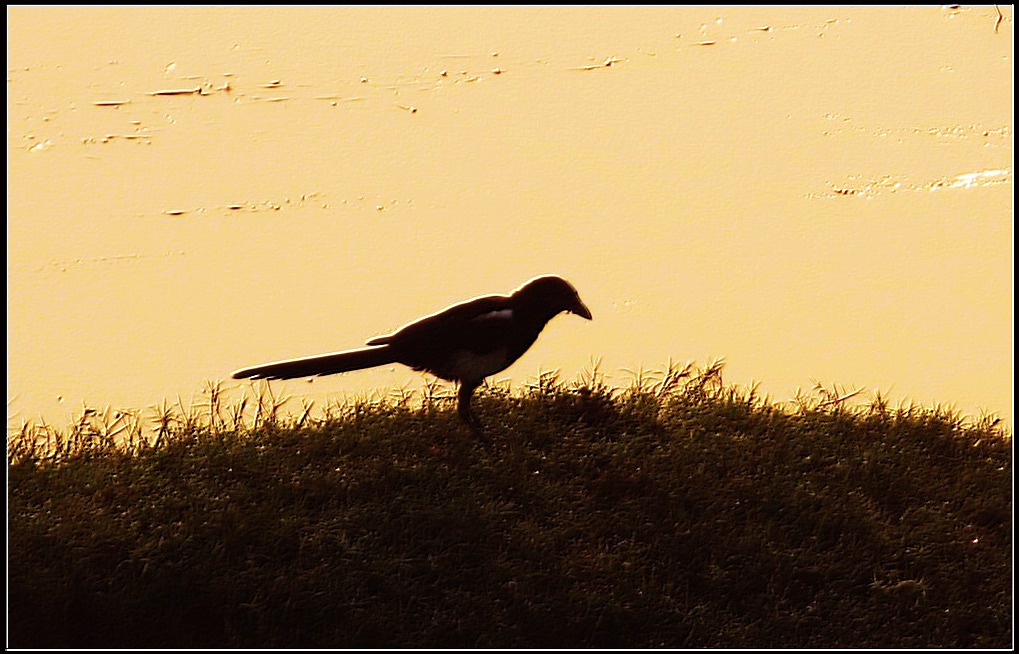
[7,362,1011,648]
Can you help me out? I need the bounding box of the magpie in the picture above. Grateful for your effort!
[231,275,592,433]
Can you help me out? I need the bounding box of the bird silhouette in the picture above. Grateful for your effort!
[231,275,592,433]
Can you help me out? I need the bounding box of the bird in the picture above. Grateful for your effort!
[231,275,592,433]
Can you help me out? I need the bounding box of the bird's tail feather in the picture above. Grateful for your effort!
[231,346,395,380]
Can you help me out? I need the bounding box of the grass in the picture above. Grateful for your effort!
[7,361,1012,648]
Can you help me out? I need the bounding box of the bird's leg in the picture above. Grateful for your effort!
[457,380,484,436]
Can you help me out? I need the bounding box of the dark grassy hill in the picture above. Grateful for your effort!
[7,365,1011,648]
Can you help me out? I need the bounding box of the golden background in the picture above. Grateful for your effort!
[7,6,1013,428]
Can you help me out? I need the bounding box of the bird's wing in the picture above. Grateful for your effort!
[231,346,395,380]
[366,294,513,353]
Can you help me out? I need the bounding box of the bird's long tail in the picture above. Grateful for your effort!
[231,346,396,380]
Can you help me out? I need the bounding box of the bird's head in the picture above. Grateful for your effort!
[515,275,592,321]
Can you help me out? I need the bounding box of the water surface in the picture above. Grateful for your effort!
[7,6,1013,429]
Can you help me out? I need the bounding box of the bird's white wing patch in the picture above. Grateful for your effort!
[472,308,513,322]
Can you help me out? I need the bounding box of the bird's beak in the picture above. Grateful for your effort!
[572,298,593,320]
